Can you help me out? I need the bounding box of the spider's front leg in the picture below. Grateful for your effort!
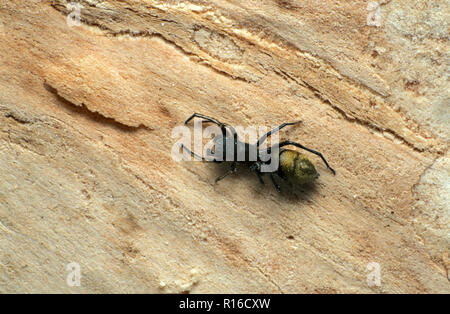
[181,144,220,163]
[185,113,236,139]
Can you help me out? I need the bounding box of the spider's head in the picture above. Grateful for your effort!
[278,149,319,185]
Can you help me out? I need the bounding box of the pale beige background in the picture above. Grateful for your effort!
[0,0,448,293]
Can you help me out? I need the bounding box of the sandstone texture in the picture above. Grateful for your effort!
[0,0,448,293]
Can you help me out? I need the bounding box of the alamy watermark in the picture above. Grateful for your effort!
[66,262,81,287]
[367,2,382,27]
[366,262,381,287]
[67,2,82,28]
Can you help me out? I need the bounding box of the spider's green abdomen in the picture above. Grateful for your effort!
[279,150,319,185]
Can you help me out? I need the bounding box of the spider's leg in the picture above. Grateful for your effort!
[270,173,281,192]
[256,172,265,185]
[181,144,204,160]
[181,144,219,162]
[257,120,302,148]
[185,113,225,126]
[214,162,237,184]
[276,140,336,174]
[184,113,236,139]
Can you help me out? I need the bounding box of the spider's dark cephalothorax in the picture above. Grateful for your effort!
[182,113,335,192]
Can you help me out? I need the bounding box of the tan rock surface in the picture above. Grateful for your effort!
[0,0,448,293]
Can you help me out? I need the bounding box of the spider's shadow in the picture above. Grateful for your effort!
[211,162,318,204]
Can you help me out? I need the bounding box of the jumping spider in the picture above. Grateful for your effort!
[182,113,335,192]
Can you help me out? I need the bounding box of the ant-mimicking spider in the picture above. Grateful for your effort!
[181,113,335,192]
